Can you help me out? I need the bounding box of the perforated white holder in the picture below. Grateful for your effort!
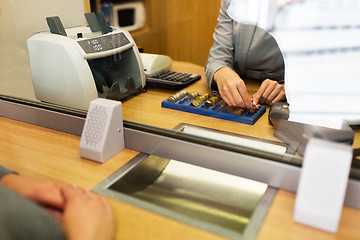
[80,98,125,163]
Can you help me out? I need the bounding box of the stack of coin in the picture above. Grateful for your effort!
[233,108,245,115]
[167,90,189,102]
[225,105,235,113]
[192,93,209,107]
[187,91,200,101]
[217,100,226,109]
[205,96,220,107]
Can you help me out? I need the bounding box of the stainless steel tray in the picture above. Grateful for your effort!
[94,153,276,240]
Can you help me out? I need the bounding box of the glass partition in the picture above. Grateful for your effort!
[1,0,359,175]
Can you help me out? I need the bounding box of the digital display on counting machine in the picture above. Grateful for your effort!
[78,32,131,54]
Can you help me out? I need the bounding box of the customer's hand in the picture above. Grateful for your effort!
[61,184,115,240]
[0,174,64,216]
[213,67,253,111]
[252,79,286,105]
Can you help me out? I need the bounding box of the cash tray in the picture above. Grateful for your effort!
[161,96,266,125]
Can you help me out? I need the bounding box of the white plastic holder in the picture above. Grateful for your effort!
[294,137,353,233]
[80,98,125,163]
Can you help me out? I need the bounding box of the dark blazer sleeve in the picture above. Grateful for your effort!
[0,184,65,240]
[0,165,18,179]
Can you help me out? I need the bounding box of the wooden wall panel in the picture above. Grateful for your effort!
[84,0,91,13]
[133,0,221,66]
[89,0,221,66]
[164,0,221,65]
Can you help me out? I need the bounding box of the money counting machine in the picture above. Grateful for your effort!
[27,13,145,110]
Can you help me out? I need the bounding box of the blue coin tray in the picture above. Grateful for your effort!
[161,96,266,125]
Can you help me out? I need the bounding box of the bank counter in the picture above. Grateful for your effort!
[0,61,359,240]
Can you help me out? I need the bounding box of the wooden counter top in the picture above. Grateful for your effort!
[1,117,360,240]
[0,117,223,240]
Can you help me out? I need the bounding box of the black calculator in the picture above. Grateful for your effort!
[145,71,201,90]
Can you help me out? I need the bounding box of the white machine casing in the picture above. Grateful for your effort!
[27,26,145,110]
[80,98,125,163]
[140,53,172,76]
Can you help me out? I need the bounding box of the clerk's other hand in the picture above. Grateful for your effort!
[0,174,64,216]
[213,67,253,111]
[252,79,286,106]
[61,184,115,240]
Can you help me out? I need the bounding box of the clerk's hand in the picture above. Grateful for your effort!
[252,79,286,106]
[0,174,64,216]
[61,184,115,240]
[213,67,253,111]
